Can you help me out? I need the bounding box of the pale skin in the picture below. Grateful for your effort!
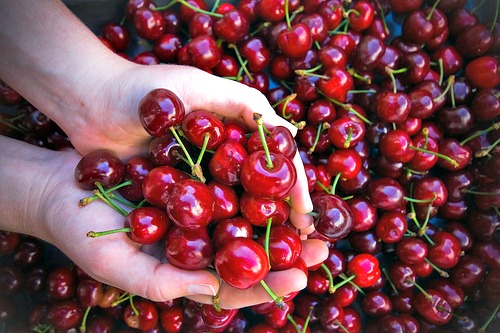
[0,0,328,308]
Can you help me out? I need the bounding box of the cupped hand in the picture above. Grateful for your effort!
[41,148,328,308]
[67,60,314,230]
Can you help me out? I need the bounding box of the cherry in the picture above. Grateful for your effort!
[465,55,500,90]
[471,88,500,122]
[214,8,249,43]
[326,149,363,182]
[117,156,154,202]
[362,290,393,318]
[347,253,381,288]
[348,196,377,232]
[402,9,434,44]
[142,165,190,208]
[74,149,125,190]
[351,35,386,73]
[212,216,253,251]
[148,133,187,167]
[395,237,428,264]
[367,177,405,211]
[455,23,493,58]
[138,88,185,138]
[312,192,353,242]
[328,117,365,149]
[208,141,248,187]
[437,138,472,171]
[247,125,297,160]
[376,91,411,124]
[102,22,130,52]
[313,66,352,103]
[375,210,407,244]
[240,149,296,201]
[256,224,301,271]
[207,180,239,222]
[427,231,462,269]
[76,277,104,308]
[263,299,294,328]
[317,295,344,331]
[449,254,486,289]
[165,226,214,270]
[47,299,83,331]
[46,266,75,300]
[320,248,347,280]
[133,50,160,65]
[240,192,290,227]
[166,178,214,230]
[186,35,222,69]
[11,236,42,267]
[300,13,328,44]
[349,229,383,255]
[124,298,158,331]
[0,265,24,295]
[240,37,272,73]
[412,287,452,325]
[121,206,170,244]
[133,7,165,41]
[388,260,417,292]
[214,237,269,289]
[379,129,415,163]
[348,1,375,32]
[152,33,182,63]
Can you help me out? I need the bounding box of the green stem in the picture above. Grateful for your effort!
[196,133,211,165]
[339,273,365,296]
[260,280,284,308]
[295,64,323,76]
[79,306,92,333]
[129,294,139,316]
[409,145,458,167]
[210,0,221,12]
[490,0,499,32]
[228,44,253,82]
[94,183,129,217]
[434,75,455,103]
[438,58,444,86]
[321,263,335,293]
[382,268,398,295]
[479,303,500,333]
[286,314,301,333]
[425,0,442,20]
[79,179,133,206]
[155,0,223,17]
[308,122,324,154]
[250,22,271,37]
[264,218,273,269]
[330,173,342,196]
[284,0,291,29]
[475,137,500,158]
[87,227,131,238]
[323,95,373,125]
[170,127,195,166]
[424,258,449,277]
[460,122,500,145]
[254,113,273,169]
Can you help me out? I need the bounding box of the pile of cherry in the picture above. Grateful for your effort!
[1,0,500,332]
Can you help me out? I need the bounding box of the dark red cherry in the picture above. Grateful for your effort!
[102,23,130,52]
[166,179,214,230]
[214,238,269,289]
[376,91,411,124]
[153,33,182,63]
[277,23,312,59]
[326,149,363,181]
[375,210,407,244]
[317,66,354,102]
[46,266,75,300]
[182,110,225,150]
[142,165,190,208]
[207,181,239,222]
[138,88,185,138]
[209,141,248,186]
[413,289,452,325]
[212,216,254,251]
[133,7,165,41]
[367,177,405,211]
[312,192,353,242]
[124,299,158,331]
[148,133,188,167]
[124,206,170,244]
[165,226,214,270]
[256,225,302,271]
[240,150,297,201]
[119,156,154,202]
[465,55,500,90]
[186,35,222,69]
[47,299,83,331]
[456,23,493,58]
[317,295,345,331]
[74,149,124,190]
[427,231,461,269]
[213,8,250,43]
[351,35,386,73]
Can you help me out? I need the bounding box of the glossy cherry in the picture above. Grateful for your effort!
[74,149,125,190]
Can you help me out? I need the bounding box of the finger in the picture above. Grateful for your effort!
[188,268,307,309]
[300,238,329,268]
[288,151,313,216]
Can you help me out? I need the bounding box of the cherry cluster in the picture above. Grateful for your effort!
[1,0,500,332]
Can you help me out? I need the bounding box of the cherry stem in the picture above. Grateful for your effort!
[331,272,356,293]
[308,122,325,154]
[424,258,449,277]
[169,127,195,166]
[79,306,91,333]
[0,117,28,135]
[463,189,499,196]
[475,137,500,158]
[321,263,336,293]
[403,193,436,204]
[286,314,301,333]
[438,58,444,85]
[94,182,129,217]
[339,273,365,295]
[343,8,360,18]
[260,280,284,309]
[435,75,455,103]
[295,70,329,80]
[196,133,211,165]
[422,127,430,149]
[348,68,372,84]
[479,302,500,333]
[107,193,139,209]
[284,0,291,28]
[331,173,342,196]
[494,207,500,218]
[212,295,222,312]
[328,19,349,35]
[251,22,271,37]
[409,145,458,167]
[33,324,51,333]
[382,267,399,295]
[323,95,373,125]
[281,94,298,120]
[79,180,133,206]
[87,227,131,238]
[471,0,487,14]
[460,122,500,145]
[336,321,350,333]
[295,64,323,76]
[344,127,353,148]
[386,68,398,94]
[374,0,390,35]
[155,0,223,17]
[228,43,253,82]
[490,0,499,32]
[210,0,221,12]
[254,113,274,169]
[418,201,435,236]
[425,0,442,20]
[129,294,139,316]
[265,217,273,269]
[406,277,432,300]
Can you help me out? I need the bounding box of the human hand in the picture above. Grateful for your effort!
[30,145,327,308]
[64,61,315,232]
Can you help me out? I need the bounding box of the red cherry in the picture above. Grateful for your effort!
[348,1,375,32]
[427,231,462,269]
[212,216,254,251]
[142,165,190,208]
[256,225,302,271]
[240,192,290,227]
[317,66,354,102]
[412,288,452,325]
[465,55,500,89]
[207,180,239,222]
[186,35,222,69]
[312,192,353,242]
[102,22,131,52]
[277,23,312,59]
[166,179,214,230]
[214,238,269,289]
[74,149,124,190]
[138,88,186,138]
[123,299,159,331]
[182,110,225,150]
[240,150,297,201]
[133,7,165,41]
[209,141,248,186]
[124,206,170,244]
[47,299,83,331]
[213,8,250,43]
[165,226,214,270]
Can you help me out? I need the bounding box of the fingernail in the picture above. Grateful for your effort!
[187,284,217,296]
